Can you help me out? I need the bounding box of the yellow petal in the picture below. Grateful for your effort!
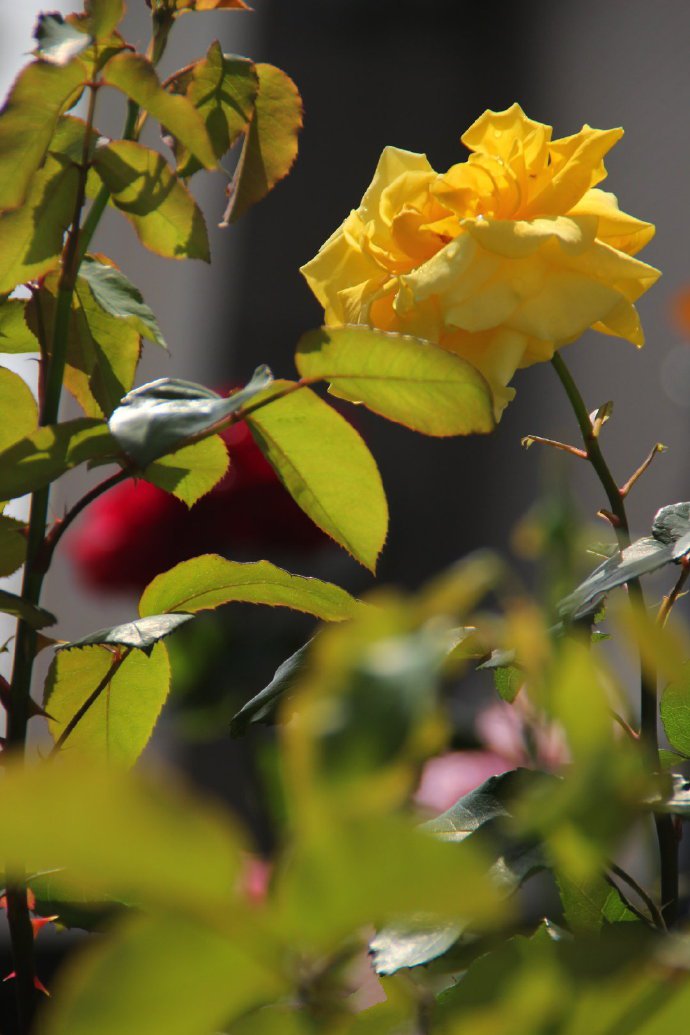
[359,146,434,223]
[300,212,385,324]
[461,104,552,169]
[522,126,623,217]
[569,189,655,255]
[463,215,598,259]
[591,297,645,347]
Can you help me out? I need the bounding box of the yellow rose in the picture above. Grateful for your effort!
[300,104,660,420]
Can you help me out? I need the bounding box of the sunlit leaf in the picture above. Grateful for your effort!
[296,326,494,436]
[0,589,55,629]
[221,63,302,224]
[43,913,283,1035]
[0,756,244,910]
[0,299,39,353]
[0,367,38,451]
[556,871,641,935]
[0,513,27,577]
[34,13,91,66]
[0,58,85,212]
[0,418,117,500]
[0,154,79,294]
[108,368,271,468]
[60,613,193,653]
[139,554,365,623]
[559,537,673,621]
[144,434,229,506]
[45,642,171,767]
[93,141,210,261]
[247,382,387,571]
[80,256,166,348]
[76,0,126,38]
[29,276,141,419]
[175,42,258,177]
[102,52,217,170]
[369,922,461,976]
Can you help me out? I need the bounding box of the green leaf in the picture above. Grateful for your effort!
[34,13,92,66]
[559,537,674,621]
[108,367,271,468]
[79,256,166,348]
[0,589,55,629]
[230,637,312,735]
[0,57,85,212]
[45,642,171,766]
[77,0,126,39]
[296,326,494,436]
[0,153,80,294]
[102,52,217,170]
[555,871,640,935]
[93,140,210,261]
[0,418,117,500]
[661,663,690,756]
[144,434,229,506]
[0,755,244,910]
[0,299,39,353]
[247,382,387,571]
[0,514,27,577]
[175,42,258,177]
[221,63,302,224]
[139,554,366,623]
[652,501,690,544]
[28,276,141,419]
[0,367,38,451]
[493,664,523,703]
[60,613,194,654]
[42,913,284,1035]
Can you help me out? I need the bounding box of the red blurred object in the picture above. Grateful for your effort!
[67,416,328,593]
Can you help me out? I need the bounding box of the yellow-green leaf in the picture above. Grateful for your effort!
[80,256,166,348]
[77,0,126,38]
[0,755,244,910]
[139,553,366,622]
[176,42,258,177]
[0,514,27,577]
[0,154,80,294]
[45,642,171,767]
[296,326,495,436]
[0,418,117,500]
[28,276,141,419]
[172,0,249,12]
[0,299,39,353]
[0,367,38,450]
[247,382,387,570]
[42,913,282,1035]
[144,434,229,506]
[221,63,302,224]
[93,141,210,261]
[0,57,86,212]
[102,52,217,170]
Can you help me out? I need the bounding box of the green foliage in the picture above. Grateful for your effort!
[660,662,690,757]
[34,13,92,66]
[296,326,495,435]
[0,299,40,353]
[139,553,366,622]
[0,589,55,629]
[93,140,210,260]
[0,57,86,212]
[0,368,38,450]
[0,418,116,499]
[230,637,312,734]
[0,514,28,577]
[222,63,302,223]
[45,642,171,766]
[144,434,229,505]
[102,52,217,170]
[172,41,259,177]
[79,256,166,348]
[247,381,388,570]
[60,613,193,653]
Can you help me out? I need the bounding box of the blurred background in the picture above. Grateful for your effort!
[1,0,690,1013]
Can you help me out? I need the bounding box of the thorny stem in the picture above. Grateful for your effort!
[5,80,102,1030]
[657,561,690,628]
[42,470,130,575]
[550,352,678,926]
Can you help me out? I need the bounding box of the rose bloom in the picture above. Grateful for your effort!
[68,417,327,593]
[301,104,660,419]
